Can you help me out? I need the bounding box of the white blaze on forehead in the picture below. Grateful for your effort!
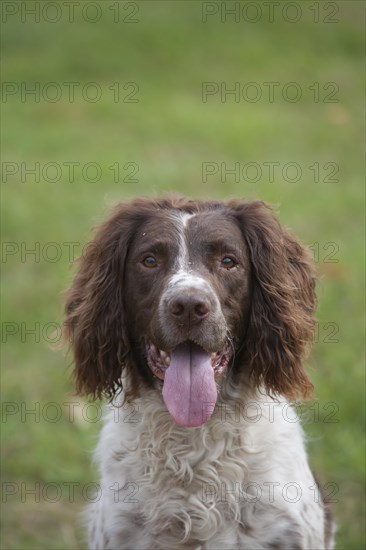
[181,212,195,228]
[166,212,214,293]
[175,211,195,272]
[161,211,223,327]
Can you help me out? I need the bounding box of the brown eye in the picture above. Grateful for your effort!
[221,256,237,269]
[142,255,158,268]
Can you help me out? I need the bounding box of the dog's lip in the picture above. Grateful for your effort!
[145,339,232,380]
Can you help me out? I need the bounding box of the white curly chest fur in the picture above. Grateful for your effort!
[88,385,329,550]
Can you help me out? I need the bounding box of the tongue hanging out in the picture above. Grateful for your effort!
[162,342,217,427]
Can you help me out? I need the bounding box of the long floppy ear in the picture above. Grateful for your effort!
[63,202,142,400]
[231,201,317,399]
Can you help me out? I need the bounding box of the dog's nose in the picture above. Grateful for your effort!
[169,294,210,325]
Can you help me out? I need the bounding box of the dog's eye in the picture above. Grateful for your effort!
[142,255,158,268]
[221,256,237,269]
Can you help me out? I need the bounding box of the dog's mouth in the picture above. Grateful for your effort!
[146,340,232,428]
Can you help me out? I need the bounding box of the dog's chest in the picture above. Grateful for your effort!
[96,395,325,549]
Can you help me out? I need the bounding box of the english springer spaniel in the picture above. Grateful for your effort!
[64,197,334,549]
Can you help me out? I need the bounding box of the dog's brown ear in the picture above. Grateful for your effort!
[231,201,317,399]
[63,202,144,400]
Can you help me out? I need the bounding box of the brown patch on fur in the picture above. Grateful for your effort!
[229,200,316,399]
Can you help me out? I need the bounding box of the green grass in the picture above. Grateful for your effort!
[1,1,365,548]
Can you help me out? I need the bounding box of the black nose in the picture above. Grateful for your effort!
[169,293,210,325]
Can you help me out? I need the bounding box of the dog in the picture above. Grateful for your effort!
[64,196,334,549]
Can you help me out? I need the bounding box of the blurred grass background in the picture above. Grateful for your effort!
[1,1,365,548]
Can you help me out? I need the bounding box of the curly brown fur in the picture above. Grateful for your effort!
[63,197,316,402]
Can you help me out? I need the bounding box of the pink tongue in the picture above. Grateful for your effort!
[162,342,217,427]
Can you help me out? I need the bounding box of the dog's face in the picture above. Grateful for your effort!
[124,209,252,426]
[64,197,316,426]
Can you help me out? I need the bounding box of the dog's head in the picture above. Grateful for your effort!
[64,197,316,426]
